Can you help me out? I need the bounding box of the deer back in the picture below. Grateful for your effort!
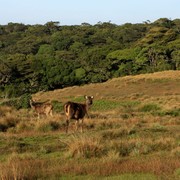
[64,102,86,120]
[30,100,53,115]
[64,95,93,120]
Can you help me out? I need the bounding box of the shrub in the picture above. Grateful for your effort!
[19,93,31,109]
[1,98,21,109]
[1,93,31,109]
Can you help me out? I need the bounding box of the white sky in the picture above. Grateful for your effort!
[0,0,179,25]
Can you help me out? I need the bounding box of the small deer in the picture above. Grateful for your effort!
[64,95,94,133]
[30,99,53,119]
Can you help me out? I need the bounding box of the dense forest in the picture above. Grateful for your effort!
[0,18,180,98]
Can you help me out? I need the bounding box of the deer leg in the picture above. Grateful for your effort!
[75,120,79,132]
[80,119,84,133]
[66,119,69,134]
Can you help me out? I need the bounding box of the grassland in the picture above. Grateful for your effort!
[0,70,180,180]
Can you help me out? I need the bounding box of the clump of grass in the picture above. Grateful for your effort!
[35,120,61,132]
[103,150,120,163]
[171,147,180,157]
[174,168,180,179]
[110,137,176,157]
[101,128,129,140]
[16,121,34,133]
[0,116,20,132]
[61,134,104,158]
[94,119,121,131]
[117,141,136,157]
[121,113,132,119]
[140,103,161,113]
[144,123,168,133]
[0,106,13,117]
[165,108,180,117]
[0,153,46,180]
[149,138,175,152]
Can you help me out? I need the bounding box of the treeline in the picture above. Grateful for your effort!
[0,18,180,98]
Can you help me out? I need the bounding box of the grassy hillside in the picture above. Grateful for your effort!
[0,70,180,179]
[34,70,180,110]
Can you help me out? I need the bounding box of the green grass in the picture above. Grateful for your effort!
[92,100,140,111]
[52,100,64,112]
[60,173,157,180]
[105,173,157,180]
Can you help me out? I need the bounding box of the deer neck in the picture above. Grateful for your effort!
[85,102,91,111]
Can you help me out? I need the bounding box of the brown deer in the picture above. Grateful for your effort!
[64,95,94,133]
[30,99,53,119]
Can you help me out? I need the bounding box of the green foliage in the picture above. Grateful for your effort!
[0,18,180,97]
[75,68,86,81]
[19,93,31,109]
[1,93,31,109]
[107,48,138,61]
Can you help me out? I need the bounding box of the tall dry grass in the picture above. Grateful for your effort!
[0,153,45,180]
[60,134,104,158]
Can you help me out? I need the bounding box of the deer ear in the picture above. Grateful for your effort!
[84,95,88,99]
[91,96,94,99]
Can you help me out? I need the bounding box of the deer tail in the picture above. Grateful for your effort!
[64,102,74,119]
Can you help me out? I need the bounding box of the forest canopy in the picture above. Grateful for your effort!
[0,18,180,98]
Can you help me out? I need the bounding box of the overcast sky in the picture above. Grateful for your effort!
[0,0,179,25]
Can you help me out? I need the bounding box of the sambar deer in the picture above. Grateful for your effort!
[64,95,94,133]
[30,99,53,119]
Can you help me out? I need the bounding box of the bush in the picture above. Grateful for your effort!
[1,94,31,109]
[19,93,31,109]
